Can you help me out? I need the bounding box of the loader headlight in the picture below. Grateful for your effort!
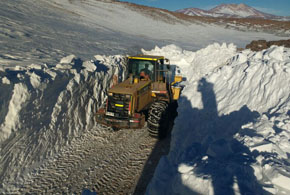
[125,94,131,99]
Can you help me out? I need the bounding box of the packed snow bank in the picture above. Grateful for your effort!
[142,43,237,82]
[146,44,290,194]
[1,43,289,193]
[0,55,126,189]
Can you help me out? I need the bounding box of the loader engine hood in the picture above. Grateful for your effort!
[108,78,151,95]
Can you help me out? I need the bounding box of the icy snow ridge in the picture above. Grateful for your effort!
[0,55,126,190]
[146,44,290,194]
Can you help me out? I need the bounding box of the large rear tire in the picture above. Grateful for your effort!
[147,101,169,139]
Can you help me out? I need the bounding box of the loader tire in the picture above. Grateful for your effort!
[147,101,169,139]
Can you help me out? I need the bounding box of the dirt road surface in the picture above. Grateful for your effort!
[17,125,171,194]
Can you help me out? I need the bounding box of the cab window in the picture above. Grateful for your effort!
[128,59,155,80]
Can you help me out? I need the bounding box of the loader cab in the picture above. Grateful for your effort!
[127,55,168,82]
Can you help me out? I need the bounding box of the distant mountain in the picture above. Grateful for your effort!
[176,3,289,21]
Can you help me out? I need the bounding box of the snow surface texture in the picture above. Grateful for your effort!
[0,55,127,190]
[145,44,290,194]
[0,0,284,67]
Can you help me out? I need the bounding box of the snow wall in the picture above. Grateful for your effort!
[0,43,289,194]
[0,55,126,188]
[144,44,290,194]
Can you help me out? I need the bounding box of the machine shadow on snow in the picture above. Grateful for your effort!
[177,78,268,195]
[143,77,269,194]
[133,102,178,195]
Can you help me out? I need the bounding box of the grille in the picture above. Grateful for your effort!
[107,93,131,118]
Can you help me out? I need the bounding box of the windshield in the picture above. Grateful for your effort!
[128,59,155,80]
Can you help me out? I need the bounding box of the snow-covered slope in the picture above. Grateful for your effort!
[177,3,289,21]
[175,8,221,17]
[145,44,290,194]
[210,4,274,18]
[0,0,285,67]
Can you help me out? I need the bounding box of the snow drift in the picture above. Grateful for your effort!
[145,44,290,194]
[0,55,126,189]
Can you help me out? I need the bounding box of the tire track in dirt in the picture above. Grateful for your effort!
[17,125,159,194]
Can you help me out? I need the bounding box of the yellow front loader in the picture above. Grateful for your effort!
[96,55,183,138]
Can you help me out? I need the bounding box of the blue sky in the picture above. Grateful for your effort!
[119,0,290,16]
